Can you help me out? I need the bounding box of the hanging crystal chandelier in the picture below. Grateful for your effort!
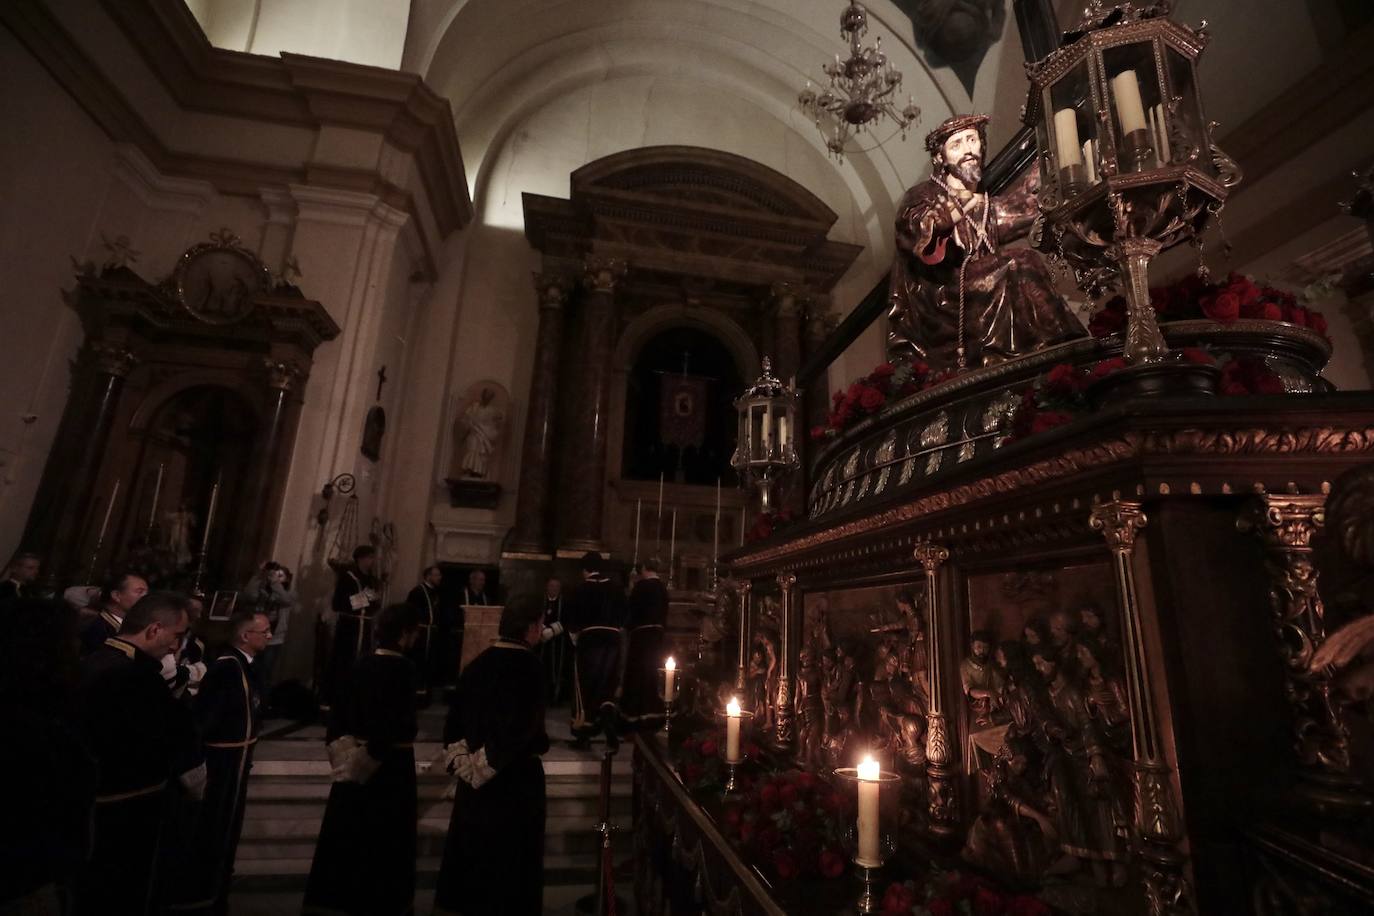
[798,1,921,161]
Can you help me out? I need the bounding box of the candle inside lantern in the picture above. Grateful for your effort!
[1053,108,1082,167]
[725,697,742,762]
[856,754,881,867]
[664,656,677,702]
[778,415,789,450]
[1110,69,1148,136]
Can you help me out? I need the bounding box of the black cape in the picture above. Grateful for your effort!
[564,574,628,738]
[621,577,670,723]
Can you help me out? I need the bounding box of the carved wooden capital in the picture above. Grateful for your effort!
[1240,494,1325,551]
[263,358,305,391]
[85,340,139,378]
[776,572,797,593]
[1089,500,1148,554]
[581,256,627,293]
[532,271,571,309]
[914,541,950,573]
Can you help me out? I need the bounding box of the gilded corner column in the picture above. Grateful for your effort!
[736,579,754,692]
[509,273,572,555]
[561,256,626,552]
[774,572,799,748]
[1240,495,1373,815]
[1089,501,1194,916]
[916,541,958,838]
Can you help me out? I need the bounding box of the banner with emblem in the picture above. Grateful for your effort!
[659,374,708,450]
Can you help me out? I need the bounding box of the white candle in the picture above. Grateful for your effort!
[200,477,221,557]
[726,696,742,762]
[1111,70,1148,135]
[148,463,164,528]
[1053,108,1082,167]
[856,754,881,866]
[633,497,641,566]
[761,407,771,451]
[1151,103,1168,164]
[664,656,677,702]
[778,415,789,449]
[95,478,121,547]
[1082,140,1098,184]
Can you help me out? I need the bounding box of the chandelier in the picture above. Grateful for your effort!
[798,1,921,161]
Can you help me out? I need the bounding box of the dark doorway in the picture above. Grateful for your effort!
[622,326,742,486]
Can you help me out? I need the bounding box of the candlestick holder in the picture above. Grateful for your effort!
[835,765,902,914]
[658,664,680,734]
[715,706,755,795]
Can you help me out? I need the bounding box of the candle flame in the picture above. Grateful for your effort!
[665,657,676,671]
[726,697,741,716]
[857,754,880,781]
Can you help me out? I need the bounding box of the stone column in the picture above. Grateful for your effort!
[1240,495,1373,816]
[1090,501,1195,916]
[774,572,799,749]
[509,273,572,555]
[736,579,754,692]
[916,542,958,837]
[560,256,626,552]
[24,339,138,583]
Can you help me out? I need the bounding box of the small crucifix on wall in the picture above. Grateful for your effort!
[376,365,388,402]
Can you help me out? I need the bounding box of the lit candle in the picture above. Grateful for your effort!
[1111,69,1148,135]
[856,754,881,867]
[664,656,677,702]
[148,463,164,528]
[778,415,789,449]
[725,696,742,762]
[1053,108,1082,167]
[761,407,771,451]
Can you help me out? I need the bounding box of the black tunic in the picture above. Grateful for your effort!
[324,567,379,705]
[434,640,549,916]
[169,648,262,914]
[537,596,572,705]
[303,650,418,916]
[622,576,670,724]
[0,578,28,601]
[405,583,448,696]
[77,610,122,657]
[564,574,628,738]
[74,638,201,916]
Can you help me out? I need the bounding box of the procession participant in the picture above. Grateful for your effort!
[78,572,148,656]
[433,600,550,916]
[564,552,628,749]
[620,558,669,728]
[322,545,380,706]
[0,551,41,601]
[537,577,571,705]
[74,592,203,915]
[405,564,445,701]
[303,604,420,916]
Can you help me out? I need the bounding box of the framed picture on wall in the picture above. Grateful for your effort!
[207,589,239,621]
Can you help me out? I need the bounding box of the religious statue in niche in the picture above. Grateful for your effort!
[886,115,1086,372]
[445,381,510,509]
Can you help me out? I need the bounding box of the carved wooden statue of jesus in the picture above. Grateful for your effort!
[887,114,1086,371]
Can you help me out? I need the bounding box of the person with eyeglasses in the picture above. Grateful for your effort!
[168,612,268,914]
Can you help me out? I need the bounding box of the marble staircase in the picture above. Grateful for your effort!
[228,707,635,914]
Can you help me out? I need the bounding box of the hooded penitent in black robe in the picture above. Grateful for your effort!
[74,638,201,915]
[564,574,628,740]
[434,639,549,916]
[303,649,418,916]
[621,575,669,726]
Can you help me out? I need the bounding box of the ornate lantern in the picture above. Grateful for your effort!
[730,357,800,514]
[1024,1,1241,373]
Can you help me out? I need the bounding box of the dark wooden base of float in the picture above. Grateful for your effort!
[1087,360,1220,408]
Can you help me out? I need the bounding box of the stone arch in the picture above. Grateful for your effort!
[615,303,760,378]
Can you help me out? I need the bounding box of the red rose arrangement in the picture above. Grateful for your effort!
[719,769,853,882]
[880,872,1051,916]
[1087,271,1329,339]
[744,508,795,544]
[814,360,962,441]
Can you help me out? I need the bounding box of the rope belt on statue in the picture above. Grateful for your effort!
[206,737,259,749]
[933,175,993,371]
[96,781,167,804]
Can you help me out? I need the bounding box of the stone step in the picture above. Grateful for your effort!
[231,855,603,894]
[245,776,631,805]
[237,821,619,862]
[241,791,630,821]
[247,754,633,778]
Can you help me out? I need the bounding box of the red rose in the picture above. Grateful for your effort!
[723,806,742,828]
[1288,306,1309,327]
[1255,373,1286,395]
[1231,275,1261,307]
[757,826,783,851]
[791,805,815,828]
[1090,357,1127,380]
[1221,381,1248,396]
[1180,347,1215,365]
[684,762,704,784]
[1044,363,1081,397]
[699,739,717,757]
[1258,302,1283,321]
[1088,304,1127,338]
[859,386,886,411]
[1202,290,1241,323]
[974,886,1009,915]
[738,820,756,843]
[1309,311,1329,336]
[1029,411,1073,436]
[872,362,896,378]
[681,736,698,753]
[847,382,865,400]
[928,900,955,916]
[1008,896,1052,916]
[758,783,780,811]
[796,771,819,790]
[818,848,846,879]
[779,783,800,807]
[771,850,800,880]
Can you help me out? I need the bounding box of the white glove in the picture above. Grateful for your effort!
[541,621,564,643]
[327,736,381,785]
[187,661,208,686]
[179,762,208,800]
[160,653,179,682]
[443,739,497,789]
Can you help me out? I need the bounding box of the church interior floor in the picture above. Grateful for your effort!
[228,703,634,915]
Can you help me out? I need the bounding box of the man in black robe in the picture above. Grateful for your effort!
[164,593,209,700]
[621,558,669,728]
[538,577,571,706]
[565,551,628,749]
[434,600,549,916]
[406,564,445,701]
[0,551,41,601]
[169,612,268,914]
[77,572,148,656]
[323,545,380,706]
[303,603,420,916]
[74,591,203,916]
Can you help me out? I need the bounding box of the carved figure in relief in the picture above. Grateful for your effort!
[962,734,1061,885]
[796,647,826,769]
[886,114,1086,371]
[961,629,1005,728]
[1077,641,1131,751]
[871,590,931,701]
[747,634,778,731]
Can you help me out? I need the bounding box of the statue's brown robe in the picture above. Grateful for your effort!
[887,169,1085,370]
